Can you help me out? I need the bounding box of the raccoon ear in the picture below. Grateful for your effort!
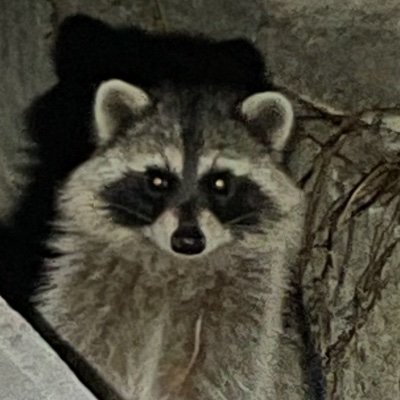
[240,92,294,151]
[94,79,151,146]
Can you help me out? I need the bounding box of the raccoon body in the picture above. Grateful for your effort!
[0,14,269,314]
[0,15,308,400]
[34,79,306,399]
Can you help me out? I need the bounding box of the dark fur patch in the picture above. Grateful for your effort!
[101,164,277,234]
[180,91,204,195]
[101,169,179,227]
[199,171,280,227]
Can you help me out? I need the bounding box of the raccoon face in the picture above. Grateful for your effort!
[58,79,296,259]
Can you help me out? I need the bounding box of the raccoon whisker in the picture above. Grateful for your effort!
[103,203,153,223]
[225,212,259,226]
[210,150,222,171]
[234,224,265,231]
[159,150,171,172]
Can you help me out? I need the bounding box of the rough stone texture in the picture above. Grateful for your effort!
[258,0,400,113]
[156,0,264,40]
[0,0,56,220]
[1,2,400,400]
[50,0,165,31]
[0,297,97,400]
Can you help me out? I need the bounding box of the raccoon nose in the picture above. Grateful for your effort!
[171,225,206,255]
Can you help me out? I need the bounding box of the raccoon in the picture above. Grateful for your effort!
[0,13,270,315]
[0,14,311,400]
[32,78,307,400]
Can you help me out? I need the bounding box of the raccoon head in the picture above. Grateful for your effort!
[57,79,299,260]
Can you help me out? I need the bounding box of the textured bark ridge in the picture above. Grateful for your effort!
[289,102,400,399]
[1,1,400,399]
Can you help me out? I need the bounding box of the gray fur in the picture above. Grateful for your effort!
[34,80,307,399]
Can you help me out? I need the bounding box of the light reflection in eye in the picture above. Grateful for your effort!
[214,178,226,190]
[152,176,167,188]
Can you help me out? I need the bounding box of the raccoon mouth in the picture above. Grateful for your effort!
[171,225,206,256]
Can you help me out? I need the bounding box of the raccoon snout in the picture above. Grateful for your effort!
[171,225,206,255]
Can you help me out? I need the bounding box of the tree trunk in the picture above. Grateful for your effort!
[1,1,399,399]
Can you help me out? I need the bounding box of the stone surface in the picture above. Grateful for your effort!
[259,0,400,112]
[0,297,97,400]
[0,0,56,220]
[156,0,264,40]
[51,0,163,31]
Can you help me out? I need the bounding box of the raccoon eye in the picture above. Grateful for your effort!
[151,176,169,189]
[205,172,233,197]
[213,178,227,193]
[145,168,176,195]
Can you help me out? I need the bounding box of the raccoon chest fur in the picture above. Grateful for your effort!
[36,239,277,400]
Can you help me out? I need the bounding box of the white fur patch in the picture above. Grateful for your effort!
[143,210,179,255]
[163,146,184,175]
[198,152,251,176]
[249,156,304,214]
[143,209,231,258]
[197,209,232,254]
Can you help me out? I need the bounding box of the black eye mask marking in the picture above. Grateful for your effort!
[200,170,281,227]
[100,169,178,227]
[101,165,280,231]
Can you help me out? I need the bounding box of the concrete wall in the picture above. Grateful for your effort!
[0,297,96,399]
